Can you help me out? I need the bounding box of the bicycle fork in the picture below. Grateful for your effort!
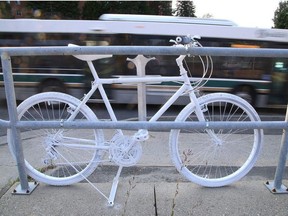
[177,55,222,146]
[185,84,222,146]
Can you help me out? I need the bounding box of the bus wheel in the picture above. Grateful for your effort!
[39,79,66,93]
[232,85,256,106]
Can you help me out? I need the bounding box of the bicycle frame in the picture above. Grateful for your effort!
[72,55,207,129]
[10,41,263,206]
[60,52,212,205]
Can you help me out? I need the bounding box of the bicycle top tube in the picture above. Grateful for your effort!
[97,76,184,85]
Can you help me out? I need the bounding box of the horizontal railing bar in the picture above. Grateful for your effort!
[1,46,288,58]
[0,119,10,128]
[13,121,288,130]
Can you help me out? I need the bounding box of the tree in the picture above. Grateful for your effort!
[0,2,12,18]
[174,0,196,17]
[82,1,172,20]
[273,1,288,29]
[148,1,172,15]
[81,1,109,20]
[26,1,80,19]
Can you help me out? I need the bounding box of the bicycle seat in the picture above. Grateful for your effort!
[68,44,112,61]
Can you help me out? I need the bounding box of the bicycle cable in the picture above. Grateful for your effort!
[185,40,214,91]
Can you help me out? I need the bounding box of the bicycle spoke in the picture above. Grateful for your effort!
[170,93,263,187]
[9,92,106,186]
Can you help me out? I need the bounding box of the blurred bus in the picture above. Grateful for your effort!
[0,14,287,107]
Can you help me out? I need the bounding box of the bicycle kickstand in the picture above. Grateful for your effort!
[108,165,123,206]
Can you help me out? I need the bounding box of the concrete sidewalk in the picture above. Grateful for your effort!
[1,179,288,215]
[1,133,288,215]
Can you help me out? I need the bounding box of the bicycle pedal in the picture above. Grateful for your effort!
[134,129,149,141]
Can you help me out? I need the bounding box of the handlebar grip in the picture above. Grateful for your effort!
[176,36,192,44]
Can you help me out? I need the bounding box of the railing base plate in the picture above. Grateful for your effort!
[265,181,288,194]
[12,182,39,195]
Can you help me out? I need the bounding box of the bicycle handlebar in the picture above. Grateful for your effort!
[176,36,192,44]
[175,35,201,45]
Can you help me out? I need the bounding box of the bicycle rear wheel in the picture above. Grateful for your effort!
[8,92,104,185]
[169,93,263,187]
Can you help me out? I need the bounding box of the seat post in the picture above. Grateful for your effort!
[87,60,99,81]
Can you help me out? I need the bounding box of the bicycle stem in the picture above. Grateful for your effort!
[176,55,187,76]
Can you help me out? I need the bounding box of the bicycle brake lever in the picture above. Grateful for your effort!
[169,39,177,44]
[193,35,201,40]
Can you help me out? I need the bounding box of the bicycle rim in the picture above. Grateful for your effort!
[169,93,263,187]
[8,92,104,185]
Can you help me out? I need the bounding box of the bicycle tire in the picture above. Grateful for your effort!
[8,92,104,185]
[169,93,263,187]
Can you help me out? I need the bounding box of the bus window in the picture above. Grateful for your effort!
[269,59,288,105]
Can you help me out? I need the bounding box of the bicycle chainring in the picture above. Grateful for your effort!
[109,134,142,167]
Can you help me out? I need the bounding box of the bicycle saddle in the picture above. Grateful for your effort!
[68,43,112,61]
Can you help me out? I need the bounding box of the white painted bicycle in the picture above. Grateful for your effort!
[8,36,263,205]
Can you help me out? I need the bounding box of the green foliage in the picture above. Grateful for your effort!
[82,1,172,20]
[0,2,12,18]
[6,1,172,20]
[26,1,80,19]
[148,1,172,15]
[174,0,196,17]
[273,1,288,29]
[81,1,108,20]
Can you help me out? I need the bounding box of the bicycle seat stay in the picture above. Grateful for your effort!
[68,43,112,61]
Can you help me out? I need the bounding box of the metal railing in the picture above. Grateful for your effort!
[1,45,288,195]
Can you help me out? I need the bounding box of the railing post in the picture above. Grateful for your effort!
[127,55,155,121]
[265,104,288,193]
[1,52,38,194]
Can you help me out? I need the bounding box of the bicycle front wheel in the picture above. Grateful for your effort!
[169,93,263,187]
[8,92,104,185]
